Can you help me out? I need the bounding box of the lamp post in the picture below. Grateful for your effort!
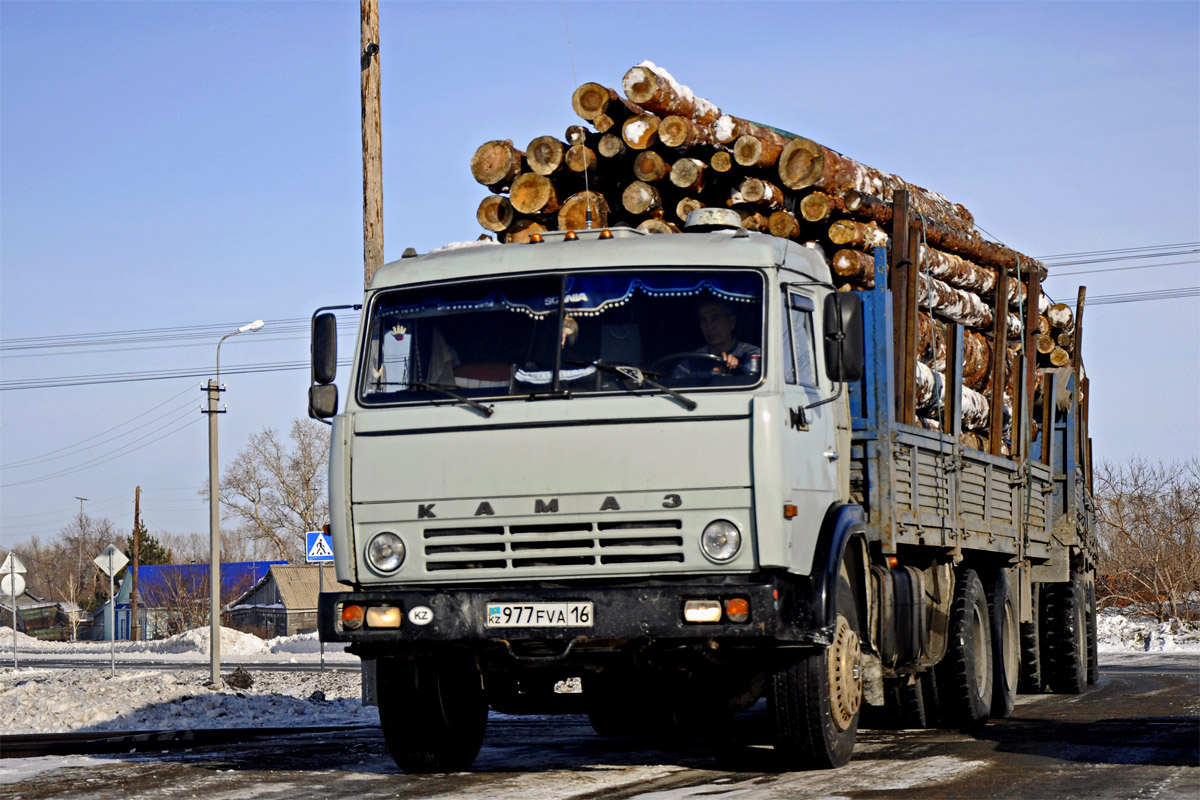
[206,319,264,685]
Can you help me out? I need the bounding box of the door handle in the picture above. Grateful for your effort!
[823,450,839,461]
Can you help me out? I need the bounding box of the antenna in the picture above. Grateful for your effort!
[560,4,591,228]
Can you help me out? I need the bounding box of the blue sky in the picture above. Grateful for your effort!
[2,1,1197,547]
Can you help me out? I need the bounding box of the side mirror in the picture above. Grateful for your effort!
[823,293,864,383]
[309,384,338,420]
[312,313,338,385]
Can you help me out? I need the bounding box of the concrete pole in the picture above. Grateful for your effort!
[207,378,221,685]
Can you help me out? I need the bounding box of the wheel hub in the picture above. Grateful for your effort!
[828,614,863,732]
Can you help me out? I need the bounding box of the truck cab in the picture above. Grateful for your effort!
[313,220,872,772]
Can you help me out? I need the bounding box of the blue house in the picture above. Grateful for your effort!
[94,561,284,640]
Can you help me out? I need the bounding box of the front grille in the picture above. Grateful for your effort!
[421,519,686,573]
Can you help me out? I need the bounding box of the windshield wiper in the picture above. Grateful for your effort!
[586,359,697,411]
[410,381,495,417]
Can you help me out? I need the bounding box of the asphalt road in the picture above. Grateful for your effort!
[4,652,1196,800]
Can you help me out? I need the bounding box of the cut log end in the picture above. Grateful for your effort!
[637,218,679,234]
[470,140,523,188]
[777,137,823,190]
[676,197,705,223]
[565,144,596,174]
[670,158,706,191]
[558,191,610,231]
[633,150,670,183]
[768,210,801,240]
[509,172,560,215]
[622,181,662,216]
[710,151,733,173]
[526,136,566,176]
[505,219,547,244]
[622,114,660,150]
[571,82,614,121]
[597,134,626,159]
[476,195,514,232]
[799,192,836,222]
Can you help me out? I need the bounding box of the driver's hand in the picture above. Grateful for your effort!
[718,352,739,371]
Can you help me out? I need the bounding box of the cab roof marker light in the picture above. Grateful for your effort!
[564,230,578,241]
[529,233,544,244]
[599,229,613,239]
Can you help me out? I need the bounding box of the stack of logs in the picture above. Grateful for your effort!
[471,61,1080,454]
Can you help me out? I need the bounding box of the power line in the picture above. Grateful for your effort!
[1044,259,1198,278]
[1036,242,1200,260]
[0,413,203,489]
[2,384,197,468]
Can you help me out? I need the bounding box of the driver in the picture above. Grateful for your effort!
[674,299,760,377]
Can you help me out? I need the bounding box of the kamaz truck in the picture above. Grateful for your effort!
[312,208,1096,773]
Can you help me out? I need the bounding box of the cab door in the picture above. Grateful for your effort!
[780,288,839,550]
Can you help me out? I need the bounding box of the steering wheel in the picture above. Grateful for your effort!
[649,352,727,374]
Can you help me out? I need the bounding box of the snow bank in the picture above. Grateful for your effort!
[1097,609,1200,652]
[0,625,353,662]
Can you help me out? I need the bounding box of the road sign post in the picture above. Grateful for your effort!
[94,544,129,678]
[1,553,27,669]
[306,531,334,670]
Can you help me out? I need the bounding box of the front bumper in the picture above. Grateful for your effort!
[318,577,831,647]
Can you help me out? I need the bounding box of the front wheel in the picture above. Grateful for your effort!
[378,655,488,773]
[768,562,863,769]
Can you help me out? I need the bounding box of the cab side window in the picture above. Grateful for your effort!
[782,292,817,387]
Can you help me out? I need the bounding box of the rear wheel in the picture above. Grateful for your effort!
[934,568,993,730]
[1042,572,1087,694]
[987,570,1019,718]
[1085,577,1100,685]
[769,561,863,769]
[378,655,488,773]
[1018,583,1043,693]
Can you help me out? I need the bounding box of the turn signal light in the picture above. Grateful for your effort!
[683,600,722,623]
[366,606,402,628]
[724,598,750,623]
[886,556,899,569]
[341,604,365,631]
[784,504,798,519]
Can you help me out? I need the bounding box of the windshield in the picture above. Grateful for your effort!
[358,269,764,405]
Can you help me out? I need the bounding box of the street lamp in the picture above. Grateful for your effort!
[205,319,264,685]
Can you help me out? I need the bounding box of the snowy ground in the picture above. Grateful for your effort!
[1,608,1197,740]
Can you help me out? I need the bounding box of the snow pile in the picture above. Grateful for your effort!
[1097,609,1200,652]
[0,666,376,735]
[0,625,354,662]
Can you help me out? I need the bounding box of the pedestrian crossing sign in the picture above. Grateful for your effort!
[306,531,335,563]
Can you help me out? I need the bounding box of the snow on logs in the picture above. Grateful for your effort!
[471,60,1069,445]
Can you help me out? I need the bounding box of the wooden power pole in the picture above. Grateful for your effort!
[361,0,384,288]
[131,485,140,641]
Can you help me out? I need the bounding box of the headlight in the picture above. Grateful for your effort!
[700,520,741,562]
[367,531,405,573]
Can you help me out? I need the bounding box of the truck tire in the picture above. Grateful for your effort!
[934,568,993,730]
[987,570,1018,718]
[768,561,863,769]
[378,656,488,773]
[1041,572,1087,694]
[883,675,929,729]
[1018,583,1043,693]
[1086,577,1100,686]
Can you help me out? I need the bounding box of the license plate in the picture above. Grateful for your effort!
[486,602,593,628]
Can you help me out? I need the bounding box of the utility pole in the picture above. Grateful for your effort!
[361,0,384,288]
[131,486,141,642]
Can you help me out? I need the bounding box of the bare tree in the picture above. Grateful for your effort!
[208,418,330,562]
[1095,458,1200,621]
